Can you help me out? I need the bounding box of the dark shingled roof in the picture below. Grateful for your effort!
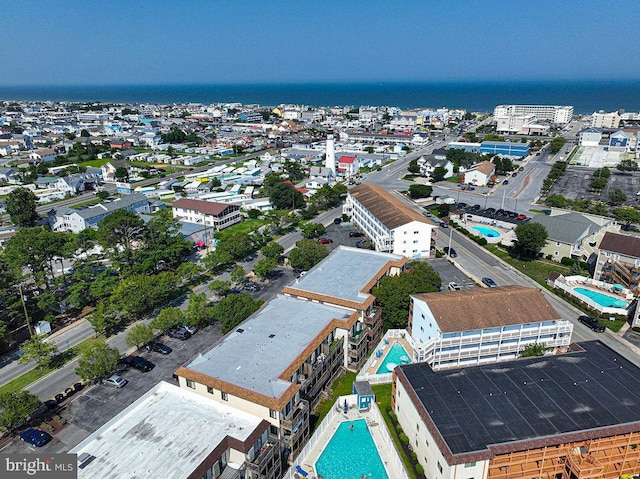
[172,198,236,216]
[348,184,436,230]
[412,286,561,332]
[599,232,640,258]
[397,341,640,457]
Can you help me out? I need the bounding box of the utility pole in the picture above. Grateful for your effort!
[18,282,34,337]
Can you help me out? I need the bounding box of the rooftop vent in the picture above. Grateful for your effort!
[269,334,276,338]
[237,328,244,333]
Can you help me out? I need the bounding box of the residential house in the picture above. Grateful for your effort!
[171,198,242,231]
[101,159,131,182]
[29,148,58,163]
[416,155,454,180]
[529,211,619,262]
[594,232,640,294]
[343,183,438,258]
[0,167,19,183]
[49,194,150,233]
[337,155,359,177]
[109,139,132,150]
[308,166,334,185]
[462,160,495,187]
[579,127,603,147]
[407,286,572,371]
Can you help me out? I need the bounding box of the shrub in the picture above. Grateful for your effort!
[399,433,409,445]
[416,464,425,475]
[560,257,575,266]
[388,410,397,421]
[411,451,418,460]
[632,327,640,333]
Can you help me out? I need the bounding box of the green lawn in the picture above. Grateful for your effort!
[215,218,266,240]
[313,371,356,425]
[484,245,571,288]
[79,158,111,168]
[72,198,101,208]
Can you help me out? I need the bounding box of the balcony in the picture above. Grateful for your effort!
[246,441,281,476]
[363,307,382,326]
[349,329,367,347]
[281,399,309,432]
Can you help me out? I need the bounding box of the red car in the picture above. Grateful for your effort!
[318,237,333,244]
[517,214,527,220]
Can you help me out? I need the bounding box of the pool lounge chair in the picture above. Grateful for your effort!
[295,465,309,477]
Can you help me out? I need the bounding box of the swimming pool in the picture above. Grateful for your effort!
[574,287,629,308]
[472,225,502,238]
[315,419,389,479]
[376,342,411,374]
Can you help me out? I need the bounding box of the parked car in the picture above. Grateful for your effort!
[467,186,475,191]
[447,282,462,291]
[511,172,518,177]
[519,167,525,171]
[516,214,527,220]
[243,282,261,293]
[482,277,497,287]
[503,180,509,185]
[578,315,606,332]
[457,202,467,208]
[496,208,506,216]
[472,204,481,210]
[102,374,128,388]
[168,327,191,340]
[349,231,365,238]
[123,355,155,372]
[486,207,496,214]
[443,247,457,258]
[181,324,198,335]
[333,217,342,224]
[148,342,172,354]
[318,237,333,244]
[20,428,53,448]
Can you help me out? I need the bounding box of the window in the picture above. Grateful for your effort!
[416,424,419,431]
[186,379,195,389]
[221,392,228,401]
[465,462,476,468]
[270,409,277,419]
[270,425,278,435]
[437,462,443,473]
[207,386,214,394]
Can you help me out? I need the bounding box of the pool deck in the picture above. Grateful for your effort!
[301,406,407,479]
[365,337,414,376]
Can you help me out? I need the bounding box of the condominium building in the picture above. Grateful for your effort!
[594,232,640,295]
[493,105,574,124]
[343,183,438,258]
[393,341,640,479]
[591,110,621,129]
[407,286,573,370]
[172,198,243,231]
[283,245,406,370]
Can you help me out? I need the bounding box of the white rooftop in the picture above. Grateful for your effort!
[184,295,353,398]
[70,381,263,479]
[286,246,403,305]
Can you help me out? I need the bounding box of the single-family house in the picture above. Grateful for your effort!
[172,198,242,231]
[101,160,131,182]
[416,155,454,179]
[462,160,495,187]
[29,149,58,163]
[337,155,359,177]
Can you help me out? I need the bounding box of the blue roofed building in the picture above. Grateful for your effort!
[479,141,529,158]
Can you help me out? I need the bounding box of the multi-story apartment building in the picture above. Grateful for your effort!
[282,245,405,371]
[594,232,640,294]
[343,183,438,258]
[407,286,573,370]
[591,110,621,129]
[393,341,640,479]
[172,198,243,231]
[493,104,574,124]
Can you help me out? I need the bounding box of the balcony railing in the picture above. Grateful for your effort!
[281,399,309,431]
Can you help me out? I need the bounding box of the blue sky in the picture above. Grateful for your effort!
[2,0,639,86]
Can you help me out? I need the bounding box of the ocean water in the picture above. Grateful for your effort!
[1,80,639,113]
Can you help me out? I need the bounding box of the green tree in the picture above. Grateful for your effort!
[185,292,210,327]
[17,335,59,369]
[110,272,179,319]
[114,166,129,182]
[519,343,552,358]
[230,265,246,283]
[590,177,607,191]
[150,307,184,333]
[75,340,121,381]
[97,209,145,253]
[544,194,568,208]
[613,207,640,226]
[549,136,566,153]
[408,184,433,199]
[0,391,42,432]
[125,324,155,349]
[80,129,90,137]
[431,166,448,182]
[514,222,548,256]
[436,203,450,218]
[609,189,627,205]
[216,232,254,261]
[202,249,234,272]
[288,239,329,270]
[88,301,124,336]
[260,241,284,260]
[372,261,441,329]
[616,159,639,172]
[407,159,420,174]
[161,128,187,144]
[301,222,326,239]
[253,258,278,279]
[5,187,39,227]
[266,179,304,210]
[209,279,231,296]
[96,191,110,201]
[210,294,264,333]
[176,262,203,283]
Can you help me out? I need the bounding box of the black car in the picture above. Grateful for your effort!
[486,207,496,214]
[578,315,606,332]
[243,282,261,292]
[443,247,457,258]
[472,204,481,210]
[333,217,342,224]
[123,355,155,372]
[168,327,192,340]
[148,342,172,354]
[457,202,467,208]
[349,231,365,238]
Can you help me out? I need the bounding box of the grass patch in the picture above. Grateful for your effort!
[79,158,111,168]
[445,175,463,184]
[215,218,266,240]
[372,383,420,479]
[313,371,356,426]
[601,319,627,333]
[72,198,101,208]
[484,244,571,288]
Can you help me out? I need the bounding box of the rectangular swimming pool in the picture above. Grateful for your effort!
[574,287,629,308]
[314,419,389,479]
[376,342,411,374]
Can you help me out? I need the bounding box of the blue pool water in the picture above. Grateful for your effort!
[376,342,411,374]
[315,419,389,479]
[574,287,629,308]
[472,225,502,238]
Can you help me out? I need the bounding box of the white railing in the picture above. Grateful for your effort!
[357,329,414,383]
[367,401,411,479]
[554,278,629,315]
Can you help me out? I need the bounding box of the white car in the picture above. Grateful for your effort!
[102,374,127,388]
[447,282,462,291]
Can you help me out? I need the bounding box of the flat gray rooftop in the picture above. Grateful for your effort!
[185,295,352,398]
[400,341,640,456]
[287,246,403,305]
[70,381,262,479]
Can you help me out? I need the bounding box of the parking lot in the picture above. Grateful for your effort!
[321,221,369,251]
[549,167,640,207]
[2,323,224,454]
[427,258,478,291]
